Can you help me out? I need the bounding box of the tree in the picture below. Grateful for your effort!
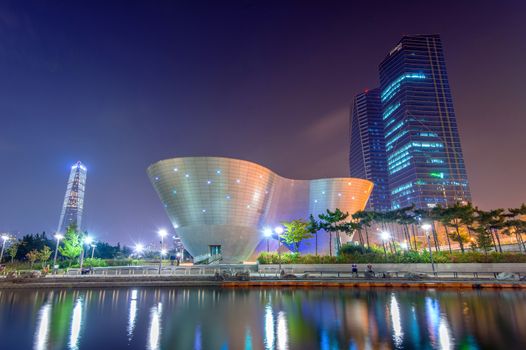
[503,204,526,253]
[442,203,474,253]
[281,220,313,252]
[7,241,20,263]
[352,211,374,248]
[26,250,39,268]
[472,226,494,255]
[318,209,350,256]
[38,246,52,266]
[307,214,320,255]
[58,226,83,266]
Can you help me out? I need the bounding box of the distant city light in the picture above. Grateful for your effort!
[84,236,93,245]
[135,243,144,253]
[381,231,390,241]
[54,233,64,240]
[158,229,168,238]
[274,226,284,235]
[421,223,432,231]
[1,235,8,241]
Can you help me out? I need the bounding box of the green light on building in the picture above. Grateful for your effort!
[429,172,444,179]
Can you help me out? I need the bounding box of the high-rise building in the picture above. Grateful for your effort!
[349,88,391,211]
[379,34,471,209]
[57,161,87,232]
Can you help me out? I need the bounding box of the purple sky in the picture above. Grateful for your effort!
[1,1,525,245]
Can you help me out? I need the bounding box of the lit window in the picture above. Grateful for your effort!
[216,170,221,174]
[236,179,240,183]
[202,209,206,213]
[207,180,212,185]
[173,190,177,195]
[173,168,178,172]
[226,195,231,200]
[338,193,342,197]
[185,174,189,178]
[314,199,318,203]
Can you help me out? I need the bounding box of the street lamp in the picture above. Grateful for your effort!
[380,231,390,257]
[274,226,284,276]
[53,233,64,274]
[158,229,168,274]
[263,228,272,252]
[421,223,436,275]
[0,235,9,263]
[400,241,409,250]
[135,243,144,256]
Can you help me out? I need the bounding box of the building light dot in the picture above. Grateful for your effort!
[348,182,352,185]
[207,180,212,185]
[164,204,168,208]
[236,179,240,183]
[352,196,355,200]
[322,191,325,195]
[173,190,177,194]
[155,177,159,181]
[259,175,263,179]
[185,174,190,178]
[338,193,342,197]
[247,205,251,209]
[202,209,206,213]
[314,199,318,203]
[226,195,231,200]
[216,170,221,174]
[265,190,269,194]
[174,168,178,172]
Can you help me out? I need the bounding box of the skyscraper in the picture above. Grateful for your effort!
[57,161,87,233]
[349,88,391,211]
[379,34,471,209]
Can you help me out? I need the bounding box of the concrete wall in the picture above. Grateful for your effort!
[259,263,526,274]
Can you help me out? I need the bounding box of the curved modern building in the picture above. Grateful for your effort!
[147,157,373,263]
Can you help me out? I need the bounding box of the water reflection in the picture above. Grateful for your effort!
[148,302,162,350]
[69,297,83,350]
[1,288,525,349]
[127,289,138,341]
[264,304,274,350]
[390,293,403,347]
[34,302,51,350]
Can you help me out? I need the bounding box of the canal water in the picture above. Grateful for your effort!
[0,287,525,349]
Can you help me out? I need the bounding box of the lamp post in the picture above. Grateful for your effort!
[84,236,95,259]
[380,231,390,258]
[263,228,272,252]
[158,229,167,274]
[135,243,144,257]
[421,223,436,276]
[53,233,64,274]
[274,226,284,277]
[0,235,9,263]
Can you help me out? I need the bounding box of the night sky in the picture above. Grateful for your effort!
[1,1,525,245]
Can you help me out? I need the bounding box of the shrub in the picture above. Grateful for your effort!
[257,247,526,264]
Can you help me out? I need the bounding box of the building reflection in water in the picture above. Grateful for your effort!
[148,302,162,350]
[34,302,51,350]
[264,304,274,350]
[69,297,83,350]
[127,289,138,342]
[0,287,523,349]
[390,293,403,347]
[277,311,288,350]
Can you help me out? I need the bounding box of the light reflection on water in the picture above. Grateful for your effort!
[0,288,525,349]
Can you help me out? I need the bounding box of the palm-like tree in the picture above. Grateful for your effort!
[318,209,349,256]
[503,204,526,253]
[307,214,320,256]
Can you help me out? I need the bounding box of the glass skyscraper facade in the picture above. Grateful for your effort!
[379,34,471,209]
[57,161,87,232]
[349,89,391,211]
